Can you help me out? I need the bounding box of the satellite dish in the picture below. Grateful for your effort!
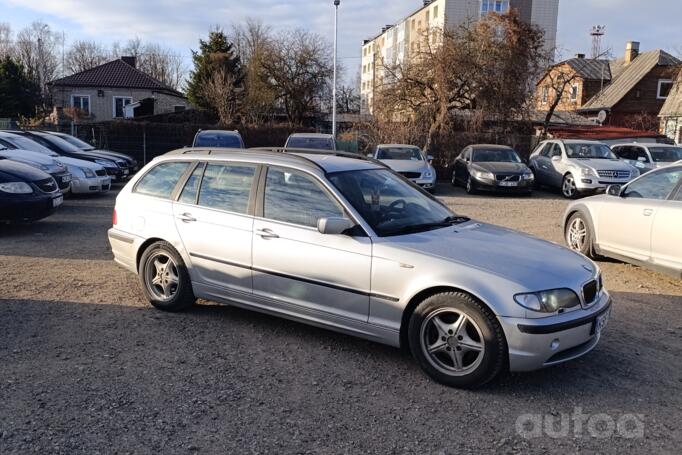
[597,110,607,124]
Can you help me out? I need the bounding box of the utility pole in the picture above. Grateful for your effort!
[332,0,340,139]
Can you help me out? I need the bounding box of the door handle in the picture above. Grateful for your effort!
[643,209,653,217]
[178,213,196,223]
[256,228,279,239]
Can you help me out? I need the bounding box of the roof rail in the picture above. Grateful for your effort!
[249,147,388,168]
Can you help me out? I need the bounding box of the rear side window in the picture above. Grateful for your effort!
[197,163,256,214]
[135,162,190,198]
[178,163,206,204]
[263,167,343,227]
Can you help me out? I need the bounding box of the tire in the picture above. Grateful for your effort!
[465,175,476,195]
[561,174,579,199]
[138,241,195,312]
[451,172,457,187]
[408,292,506,388]
[565,212,595,258]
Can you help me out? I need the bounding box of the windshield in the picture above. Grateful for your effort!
[329,169,467,237]
[565,143,616,159]
[2,136,59,156]
[37,134,83,153]
[286,137,334,150]
[648,147,682,162]
[472,149,521,163]
[58,134,95,150]
[377,147,423,161]
[194,132,243,148]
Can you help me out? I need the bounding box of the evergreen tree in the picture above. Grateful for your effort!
[186,29,244,113]
[0,56,41,118]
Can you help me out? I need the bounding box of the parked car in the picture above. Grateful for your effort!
[0,132,111,194]
[369,144,437,192]
[451,145,533,195]
[0,144,72,192]
[284,133,336,151]
[612,143,682,174]
[109,148,611,388]
[192,130,245,149]
[0,157,63,223]
[529,140,639,199]
[564,163,682,278]
[11,131,127,182]
[46,131,139,175]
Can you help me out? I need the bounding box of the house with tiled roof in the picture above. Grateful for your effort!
[48,56,189,122]
[659,72,682,144]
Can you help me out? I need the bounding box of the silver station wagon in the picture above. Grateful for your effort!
[109,148,612,388]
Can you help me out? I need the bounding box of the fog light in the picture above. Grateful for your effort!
[581,179,592,184]
[550,339,560,351]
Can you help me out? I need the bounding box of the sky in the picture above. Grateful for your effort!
[3,0,681,84]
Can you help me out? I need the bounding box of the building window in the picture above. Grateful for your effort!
[174,105,186,113]
[434,5,439,18]
[570,84,579,102]
[541,86,549,104]
[113,96,133,118]
[481,0,510,15]
[426,11,430,23]
[657,79,673,99]
[71,95,90,115]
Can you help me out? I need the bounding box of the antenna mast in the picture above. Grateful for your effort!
[590,25,605,58]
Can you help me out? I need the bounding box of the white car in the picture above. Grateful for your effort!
[369,144,437,192]
[529,139,639,199]
[612,143,682,174]
[0,132,111,194]
[563,163,682,278]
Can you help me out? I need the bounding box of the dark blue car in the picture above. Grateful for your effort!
[0,158,63,223]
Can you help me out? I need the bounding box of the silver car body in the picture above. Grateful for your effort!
[564,163,682,278]
[530,139,638,194]
[612,143,682,174]
[371,144,437,190]
[109,149,611,372]
[0,132,111,194]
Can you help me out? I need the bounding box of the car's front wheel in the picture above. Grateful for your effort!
[138,241,195,312]
[408,292,506,388]
[565,212,595,258]
[562,174,579,199]
[465,175,476,194]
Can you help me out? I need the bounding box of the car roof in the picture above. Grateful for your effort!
[377,144,420,148]
[612,142,679,148]
[163,147,383,174]
[468,144,515,150]
[557,139,607,145]
[287,133,333,139]
[196,130,241,135]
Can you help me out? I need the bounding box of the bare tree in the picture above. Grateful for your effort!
[337,85,361,114]
[119,38,186,90]
[65,40,109,73]
[14,21,61,97]
[0,23,13,58]
[260,29,334,125]
[198,67,244,124]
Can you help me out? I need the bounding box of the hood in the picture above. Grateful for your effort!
[573,158,634,172]
[0,149,57,166]
[380,159,430,173]
[472,162,529,174]
[91,149,134,163]
[0,158,53,181]
[382,221,595,290]
[57,156,105,171]
[72,150,119,163]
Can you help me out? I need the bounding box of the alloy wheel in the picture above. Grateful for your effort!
[567,217,587,251]
[420,308,485,376]
[145,252,180,301]
[562,175,576,198]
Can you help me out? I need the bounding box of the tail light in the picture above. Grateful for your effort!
[112,208,117,226]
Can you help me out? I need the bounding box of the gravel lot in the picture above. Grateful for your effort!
[1,184,681,454]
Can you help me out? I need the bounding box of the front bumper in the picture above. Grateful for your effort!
[472,176,534,192]
[0,192,62,222]
[499,290,612,372]
[70,176,112,194]
[575,177,632,192]
[408,177,437,190]
[50,171,73,191]
[105,166,129,182]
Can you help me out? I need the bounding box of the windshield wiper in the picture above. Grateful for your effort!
[382,216,471,236]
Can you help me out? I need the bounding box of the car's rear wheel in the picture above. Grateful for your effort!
[562,174,579,199]
[408,292,506,388]
[565,212,595,258]
[139,241,195,312]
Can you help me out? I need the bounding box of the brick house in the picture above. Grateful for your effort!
[48,57,189,123]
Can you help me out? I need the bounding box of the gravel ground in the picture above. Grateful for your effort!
[1,184,681,454]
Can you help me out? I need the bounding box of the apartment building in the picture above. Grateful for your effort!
[360,0,560,114]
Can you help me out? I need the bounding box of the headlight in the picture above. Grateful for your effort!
[472,170,495,180]
[514,288,581,313]
[422,170,433,179]
[630,168,639,178]
[581,168,596,177]
[522,171,534,180]
[0,181,33,194]
[95,159,114,167]
[80,167,96,178]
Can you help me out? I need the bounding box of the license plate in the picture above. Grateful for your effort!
[52,195,64,207]
[499,181,518,187]
[593,309,610,334]
[62,175,72,183]
[123,170,129,175]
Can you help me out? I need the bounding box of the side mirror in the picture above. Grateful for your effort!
[317,217,354,235]
[637,156,647,162]
[606,184,622,197]
[427,155,434,162]
[551,155,561,162]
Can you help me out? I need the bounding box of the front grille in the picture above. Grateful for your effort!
[35,178,58,193]
[597,170,630,179]
[582,279,598,305]
[95,169,107,177]
[399,172,421,179]
[496,174,521,182]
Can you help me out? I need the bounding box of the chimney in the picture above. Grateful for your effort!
[121,56,136,68]
[624,41,640,65]
[575,53,586,59]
